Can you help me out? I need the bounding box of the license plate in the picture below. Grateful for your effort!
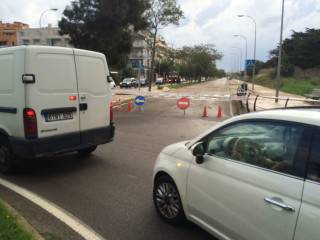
[45,112,73,122]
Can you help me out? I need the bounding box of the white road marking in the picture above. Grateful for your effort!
[0,178,105,240]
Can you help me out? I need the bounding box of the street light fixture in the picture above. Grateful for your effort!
[237,14,256,89]
[234,34,247,85]
[39,8,58,29]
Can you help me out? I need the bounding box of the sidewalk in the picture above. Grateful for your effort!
[229,79,314,112]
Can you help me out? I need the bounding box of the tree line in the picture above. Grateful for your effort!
[247,28,320,77]
[58,0,224,87]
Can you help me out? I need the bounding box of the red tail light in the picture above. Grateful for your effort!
[110,102,113,122]
[23,108,38,138]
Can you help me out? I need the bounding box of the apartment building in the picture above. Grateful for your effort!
[16,24,72,47]
[0,21,29,46]
[128,33,169,79]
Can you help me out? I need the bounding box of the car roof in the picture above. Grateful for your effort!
[239,107,320,126]
[187,107,320,148]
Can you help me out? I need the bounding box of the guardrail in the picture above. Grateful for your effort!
[237,86,320,112]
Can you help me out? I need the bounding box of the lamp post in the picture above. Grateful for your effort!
[231,53,240,78]
[234,34,247,85]
[39,8,58,45]
[39,8,58,29]
[238,14,256,89]
[232,47,242,78]
[275,0,285,102]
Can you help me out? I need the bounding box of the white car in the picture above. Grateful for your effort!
[153,107,320,240]
[156,78,164,85]
[110,77,116,89]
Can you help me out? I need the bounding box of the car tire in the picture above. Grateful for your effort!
[153,175,185,224]
[78,146,97,155]
[0,137,16,174]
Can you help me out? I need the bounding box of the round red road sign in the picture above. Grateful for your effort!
[177,97,190,109]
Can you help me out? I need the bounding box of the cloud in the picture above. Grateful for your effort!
[1,0,319,71]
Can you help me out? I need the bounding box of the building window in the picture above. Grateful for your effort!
[22,40,30,45]
[33,39,40,45]
[0,41,7,46]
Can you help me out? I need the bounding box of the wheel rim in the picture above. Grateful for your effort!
[155,182,180,219]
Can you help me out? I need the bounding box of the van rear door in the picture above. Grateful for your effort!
[24,46,80,147]
[73,49,111,145]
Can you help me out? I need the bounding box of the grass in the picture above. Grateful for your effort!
[166,82,198,89]
[248,73,320,96]
[0,201,36,240]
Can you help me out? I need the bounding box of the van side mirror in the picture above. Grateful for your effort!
[192,142,205,164]
[107,76,112,83]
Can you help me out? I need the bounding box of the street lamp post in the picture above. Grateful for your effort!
[275,0,285,102]
[39,8,58,44]
[39,8,58,29]
[231,53,240,73]
[232,47,242,79]
[238,14,256,90]
[234,34,247,85]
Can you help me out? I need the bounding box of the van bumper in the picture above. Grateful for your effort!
[9,124,115,159]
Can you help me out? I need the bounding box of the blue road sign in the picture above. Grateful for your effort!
[245,59,255,68]
[134,96,146,106]
[132,60,141,68]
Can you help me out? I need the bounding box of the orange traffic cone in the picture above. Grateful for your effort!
[127,101,132,112]
[117,99,123,110]
[202,106,208,117]
[217,106,222,117]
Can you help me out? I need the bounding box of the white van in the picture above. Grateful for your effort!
[0,46,115,173]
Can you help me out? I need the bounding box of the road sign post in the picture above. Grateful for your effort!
[133,95,146,112]
[245,59,255,68]
[177,97,190,115]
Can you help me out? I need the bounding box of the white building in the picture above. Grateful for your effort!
[16,24,72,47]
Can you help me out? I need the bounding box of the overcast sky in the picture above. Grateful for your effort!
[1,0,319,71]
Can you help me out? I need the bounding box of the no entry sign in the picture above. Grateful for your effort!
[177,97,190,110]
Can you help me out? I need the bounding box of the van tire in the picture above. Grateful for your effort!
[0,137,16,174]
[78,146,97,155]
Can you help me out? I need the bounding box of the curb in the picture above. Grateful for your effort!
[0,199,45,240]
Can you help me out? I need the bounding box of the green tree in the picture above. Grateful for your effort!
[155,59,172,77]
[58,0,148,67]
[143,0,184,90]
[266,28,320,74]
[179,44,222,81]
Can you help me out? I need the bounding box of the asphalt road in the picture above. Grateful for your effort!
[0,79,234,240]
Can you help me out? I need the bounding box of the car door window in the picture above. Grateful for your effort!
[206,121,304,175]
[307,129,320,182]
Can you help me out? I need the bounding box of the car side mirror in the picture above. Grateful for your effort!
[107,76,112,83]
[192,142,205,164]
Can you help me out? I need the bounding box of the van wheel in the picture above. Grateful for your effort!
[0,138,16,174]
[78,146,97,155]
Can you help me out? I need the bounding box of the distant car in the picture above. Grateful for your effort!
[120,78,137,89]
[164,78,169,83]
[139,79,149,87]
[109,77,116,89]
[153,107,320,240]
[156,78,164,85]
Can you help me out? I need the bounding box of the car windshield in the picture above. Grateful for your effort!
[123,78,131,83]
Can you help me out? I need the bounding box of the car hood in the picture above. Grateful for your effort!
[161,140,190,155]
